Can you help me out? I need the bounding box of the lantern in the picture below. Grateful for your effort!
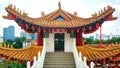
[59,29,63,32]
[88,26,92,30]
[65,29,68,33]
[25,24,29,29]
[10,58,14,62]
[43,28,46,33]
[4,56,8,60]
[94,61,98,65]
[0,54,3,58]
[38,28,41,32]
[18,60,22,64]
[82,27,85,32]
[54,29,57,32]
[95,23,99,28]
[77,28,80,33]
[112,56,117,60]
[48,29,52,33]
[71,29,74,33]
[102,59,106,64]
[32,26,35,30]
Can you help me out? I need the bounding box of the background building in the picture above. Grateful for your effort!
[89,36,94,40]
[20,31,37,40]
[95,33,120,40]
[0,36,3,42]
[3,26,15,41]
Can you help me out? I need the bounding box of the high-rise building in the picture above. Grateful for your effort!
[20,31,37,40]
[3,26,15,41]
[0,36,3,42]
[96,34,100,40]
[31,33,37,40]
[89,36,94,40]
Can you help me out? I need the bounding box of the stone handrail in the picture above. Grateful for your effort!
[27,38,46,68]
[72,38,94,68]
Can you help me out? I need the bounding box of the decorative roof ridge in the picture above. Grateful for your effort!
[81,45,120,51]
[3,4,116,28]
[92,5,115,19]
[0,45,43,61]
[4,4,115,21]
[77,45,120,61]
[0,45,37,51]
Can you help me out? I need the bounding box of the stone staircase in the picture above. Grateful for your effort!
[43,52,76,68]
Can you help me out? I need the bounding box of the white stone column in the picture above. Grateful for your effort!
[27,61,30,68]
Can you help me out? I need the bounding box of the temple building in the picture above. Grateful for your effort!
[1,2,120,68]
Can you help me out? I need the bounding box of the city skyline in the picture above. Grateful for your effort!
[3,26,15,41]
[0,0,120,37]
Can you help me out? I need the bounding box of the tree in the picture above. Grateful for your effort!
[83,37,94,44]
[3,40,13,46]
[0,60,26,68]
[13,37,26,48]
[92,39,100,44]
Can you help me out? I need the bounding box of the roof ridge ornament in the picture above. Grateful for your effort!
[58,2,61,9]
[41,11,45,17]
[74,11,77,16]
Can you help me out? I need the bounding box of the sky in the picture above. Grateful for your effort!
[0,0,120,37]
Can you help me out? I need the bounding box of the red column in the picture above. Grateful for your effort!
[37,31,43,46]
[100,26,102,45]
[76,29,83,46]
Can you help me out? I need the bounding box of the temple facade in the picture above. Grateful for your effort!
[1,2,120,68]
[45,30,74,52]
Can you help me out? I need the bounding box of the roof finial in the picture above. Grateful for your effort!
[58,2,61,9]
[74,11,77,16]
[41,11,45,17]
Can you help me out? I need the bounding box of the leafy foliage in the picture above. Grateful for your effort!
[83,37,120,44]
[3,37,26,48]
[2,40,13,46]
[13,37,26,48]
[0,60,26,68]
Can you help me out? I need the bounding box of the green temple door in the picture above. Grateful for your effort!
[54,33,64,52]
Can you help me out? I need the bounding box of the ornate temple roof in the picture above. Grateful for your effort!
[0,44,120,62]
[0,45,42,61]
[3,2,117,28]
[77,44,120,61]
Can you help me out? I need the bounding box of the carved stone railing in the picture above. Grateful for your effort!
[27,38,46,68]
[72,38,94,68]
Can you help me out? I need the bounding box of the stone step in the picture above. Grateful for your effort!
[45,56,75,59]
[45,54,73,56]
[45,56,74,58]
[44,65,76,68]
[45,59,74,61]
[46,52,73,55]
[44,61,75,63]
[43,52,76,68]
[43,66,76,68]
[44,62,76,66]
[46,52,73,54]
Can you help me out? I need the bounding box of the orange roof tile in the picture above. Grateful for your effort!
[77,44,120,61]
[3,3,117,28]
[0,45,42,61]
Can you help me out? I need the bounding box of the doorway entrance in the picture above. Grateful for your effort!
[54,33,64,52]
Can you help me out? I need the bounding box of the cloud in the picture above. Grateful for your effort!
[0,0,119,37]
[115,0,120,4]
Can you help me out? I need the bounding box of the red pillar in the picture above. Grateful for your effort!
[100,26,102,45]
[37,30,43,46]
[76,29,83,46]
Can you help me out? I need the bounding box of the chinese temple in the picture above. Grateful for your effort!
[1,2,120,68]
